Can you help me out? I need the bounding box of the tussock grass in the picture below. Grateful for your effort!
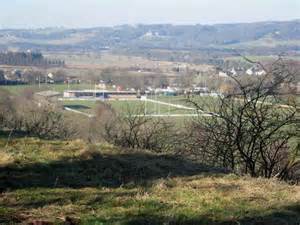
[0,138,299,225]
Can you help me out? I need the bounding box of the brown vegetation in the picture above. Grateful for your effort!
[186,58,300,181]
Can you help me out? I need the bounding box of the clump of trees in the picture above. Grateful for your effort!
[186,58,299,181]
[0,90,76,140]
[94,102,177,152]
[0,51,64,67]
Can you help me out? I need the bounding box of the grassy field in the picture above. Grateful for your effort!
[0,83,94,95]
[62,99,194,115]
[224,55,300,62]
[45,52,214,73]
[2,84,298,116]
[0,84,203,117]
[109,100,192,115]
[0,137,299,225]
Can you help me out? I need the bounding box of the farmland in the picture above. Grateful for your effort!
[0,83,94,95]
[0,84,201,116]
[62,99,196,116]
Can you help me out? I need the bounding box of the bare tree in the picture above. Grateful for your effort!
[187,58,300,180]
[0,94,77,140]
[0,89,16,130]
[102,105,176,152]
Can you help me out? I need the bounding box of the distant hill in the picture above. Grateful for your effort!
[0,20,299,56]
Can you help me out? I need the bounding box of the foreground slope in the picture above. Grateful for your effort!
[0,138,299,225]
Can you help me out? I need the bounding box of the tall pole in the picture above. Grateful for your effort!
[157,92,159,115]
[103,83,105,101]
[155,91,158,115]
[38,75,40,89]
[168,94,170,115]
[94,82,96,99]
[144,93,147,115]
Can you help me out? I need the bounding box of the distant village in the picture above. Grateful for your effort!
[217,65,267,77]
[1,60,299,102]
[0,69,79,85]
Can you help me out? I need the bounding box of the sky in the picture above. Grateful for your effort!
[0,0,299,28]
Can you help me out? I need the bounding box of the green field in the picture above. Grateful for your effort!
[224,55,300,63]
[0,84,204,117]
[0,83,94,94]
[2,84,298,116]
[62,99,195,116]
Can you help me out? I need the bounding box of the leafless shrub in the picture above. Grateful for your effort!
[102,105,177,152]
[19,105,76,139]
[0,89,16,130]
[84,101,117,143]
[0,94,77,140]
[186,58,300,180]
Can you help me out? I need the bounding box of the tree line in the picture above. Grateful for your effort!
[0,52,64,67]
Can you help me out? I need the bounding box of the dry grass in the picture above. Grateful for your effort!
[0,151,13,166]
[46,52,214,73]
[0,138,299,225]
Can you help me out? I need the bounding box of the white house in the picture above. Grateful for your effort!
[218,71,229,78]
[246,68,254,75]
[230,67,237,76]
[47,73,54,79]
[255,70,267,76]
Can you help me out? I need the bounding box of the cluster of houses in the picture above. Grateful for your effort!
[145,87,181,96]
[144,86,213,96]
[63,89,139,100]
[62,84,222,101]
[0,69,27,85]
[47,73,81,84]
[0,68,81,85]
[218,67,266,78]
[61,87,203,101]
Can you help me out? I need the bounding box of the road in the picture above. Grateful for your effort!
[129,113,212,118]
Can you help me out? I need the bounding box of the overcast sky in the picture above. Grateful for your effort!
[0,0,299,28]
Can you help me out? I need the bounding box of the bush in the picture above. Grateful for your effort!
[100,105,178,152]
[186,58,300,181]
[0,93,76,140]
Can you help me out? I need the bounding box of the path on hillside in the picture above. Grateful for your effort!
[129,113,212,118]
[235,98,300,109]
[145,98,201,111]
[142,98,214,117]
[64,107,94,118]
[62,98,212,118]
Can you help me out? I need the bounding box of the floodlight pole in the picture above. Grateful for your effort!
[168,95,170,115]
[144,93,147,115]
[155,92,158,115]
